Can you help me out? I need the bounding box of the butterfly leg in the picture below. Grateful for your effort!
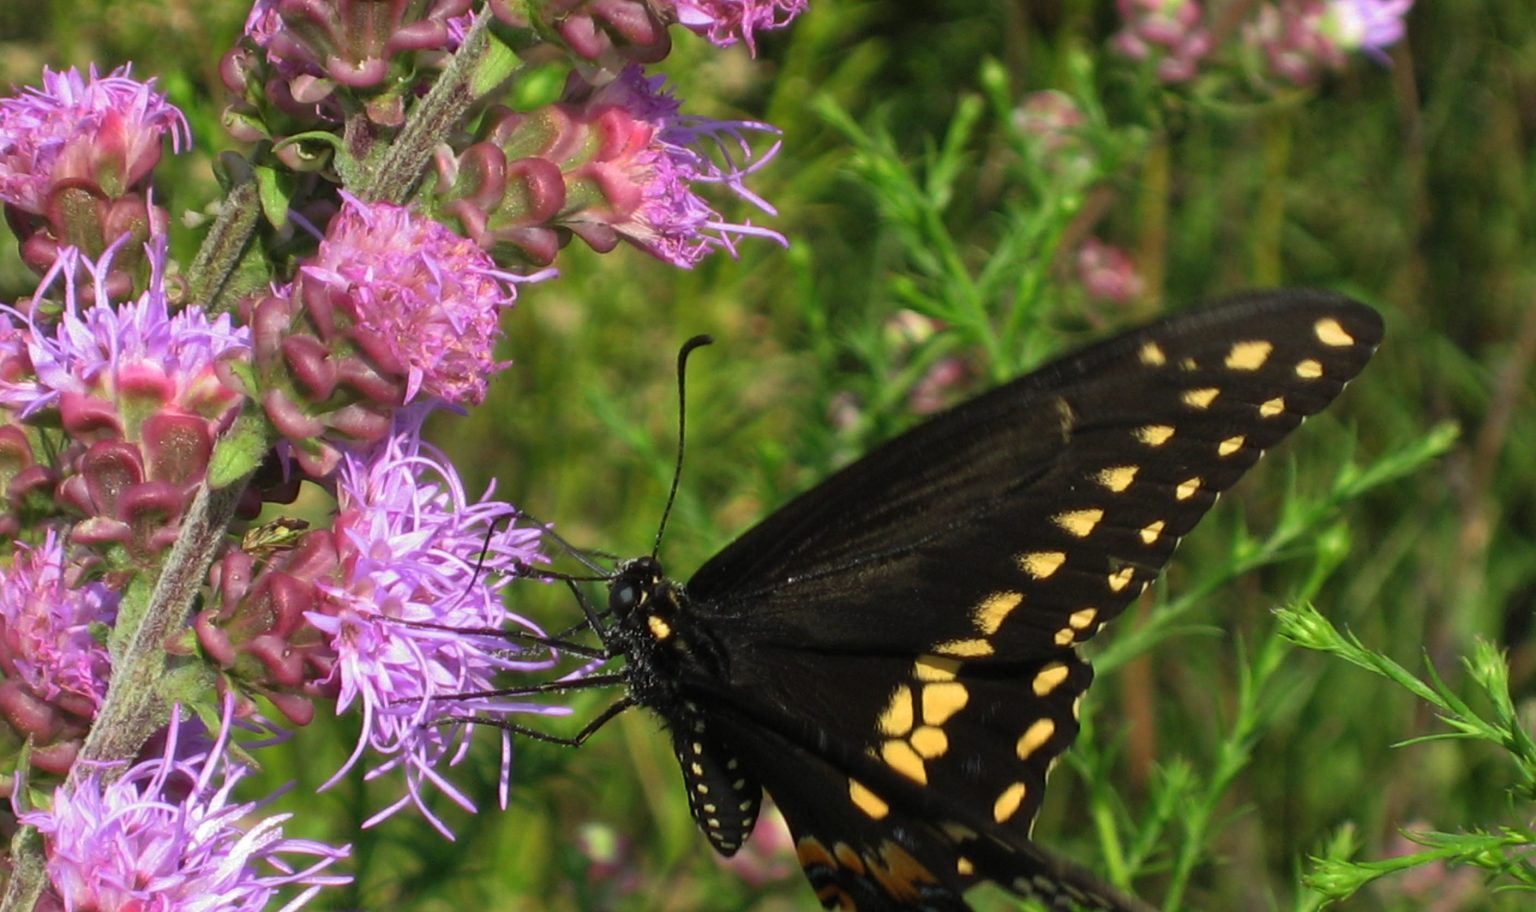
[455,696,635,748]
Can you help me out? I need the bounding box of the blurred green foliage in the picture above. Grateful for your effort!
[7,2,1536,911]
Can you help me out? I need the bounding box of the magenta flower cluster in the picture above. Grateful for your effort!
[0,1,802,908]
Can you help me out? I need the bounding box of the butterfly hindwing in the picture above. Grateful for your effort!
[696,663,1149,912]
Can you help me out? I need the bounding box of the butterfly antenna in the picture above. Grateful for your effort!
[653,334,714,558]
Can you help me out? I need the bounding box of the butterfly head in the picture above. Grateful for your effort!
[608,555,666,621]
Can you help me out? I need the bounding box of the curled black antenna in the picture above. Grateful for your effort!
[653,334,714,559]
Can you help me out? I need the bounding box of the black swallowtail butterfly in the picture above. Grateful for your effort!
[527,291,1381,912]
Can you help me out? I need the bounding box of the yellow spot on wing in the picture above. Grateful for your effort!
[1225,340,1273,370]
[1135,424,1175,446]
[1139,520,1166,545]
[1016,718,1056,760]
[922,681,970,724]
[935,637,994,657]
[1183,387,1219,409]
[914,655,961,682]
[1053,508,1105,538]
[910,725,948,758]
[881,739,928,784]
[878,685,915,737]
[1176,477,1203,500]
[1315,317,1354,346]
[1107,567,1135,592]
[848,779,888,820]
[1296,358,1324,379]
[957,857,975,876]
[1139,341,1167,366]
[973,591,1023,635]
[993,782,1028,823]
[1219,435,1245,456]
[1019,551,1065,579]
[1032,661,1070,696]
[1096,465,1138,492]
[1053,626,1074,646]
[1069,607,1097,629]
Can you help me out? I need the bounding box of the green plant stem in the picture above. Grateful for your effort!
[363,11,494,203]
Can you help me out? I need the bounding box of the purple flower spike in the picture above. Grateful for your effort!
[0,529,116,779]
[0,65,189,215]
[568,66,786,267]
[1,240,249,427]
[19,700,351,912]
[302,195,528,406]
[669,0,808,55]
[309,413,564,835]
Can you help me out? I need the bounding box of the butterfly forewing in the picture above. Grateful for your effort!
[612,291,1381,911]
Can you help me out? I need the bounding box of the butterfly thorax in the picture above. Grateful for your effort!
[606,556,765,856]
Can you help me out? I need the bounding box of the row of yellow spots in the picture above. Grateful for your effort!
[1018,545,1146,614]
[988,665,1073,827]
[1140,314,1351,397]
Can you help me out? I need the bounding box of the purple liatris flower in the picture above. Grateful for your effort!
[0,241,250,560]
[561,65,785,267]
[0,65,188,215]
[0,65,186,282]
[3,241,248,425]
[669,0,808,55]
[241,195,539,476]
[0,529,116,778]
[307,415,563,834]
[300,196,525,406]
[243,0,471,87]
[18,701,351,911]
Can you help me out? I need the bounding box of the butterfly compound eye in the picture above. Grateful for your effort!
[609,580,639,615]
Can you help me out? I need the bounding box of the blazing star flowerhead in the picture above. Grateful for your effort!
[19,701,351,912]
[302,195,523,406]
[240,196,535,476]
[0,65,189,214]
[0,241,251,561]
[305,413,563,836]
[437,64,784,268]
[668,0,809,55]
[0,528,116,781]
[561,65,785,267]
[0,65,187,280]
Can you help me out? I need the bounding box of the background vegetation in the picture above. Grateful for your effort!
[3,2,1532,910]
